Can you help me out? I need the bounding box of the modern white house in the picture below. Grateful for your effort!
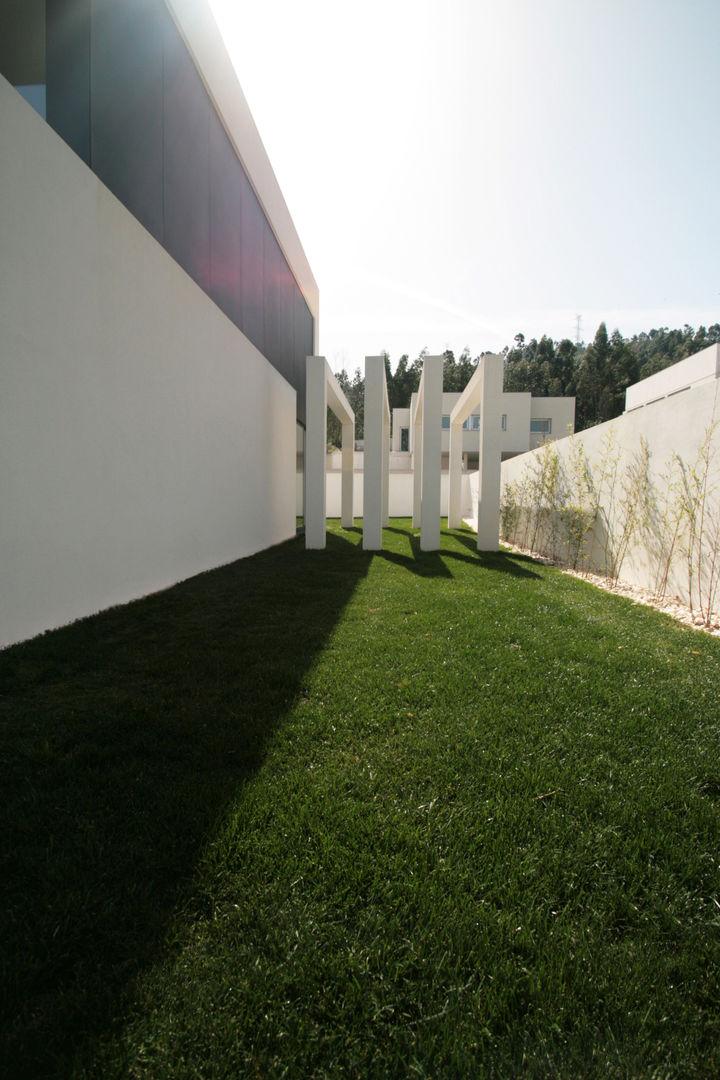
[392,391,575,468]
[1,0,318,648]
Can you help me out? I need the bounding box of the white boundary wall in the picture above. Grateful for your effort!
[500,362,720,608]
[1,80,296,648]
[625,346,719,411]
[326,471,473,520]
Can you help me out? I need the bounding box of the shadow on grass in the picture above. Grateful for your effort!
[378,524,541,580]
[0,530,370,1079]
[446,529,542,577]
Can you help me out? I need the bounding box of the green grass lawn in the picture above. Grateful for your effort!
[2,520,720,1079]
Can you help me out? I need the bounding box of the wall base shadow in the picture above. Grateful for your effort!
[0,531,369,1079]
[444,528,542,578]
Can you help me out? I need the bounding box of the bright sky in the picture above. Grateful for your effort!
[209,0,720,373]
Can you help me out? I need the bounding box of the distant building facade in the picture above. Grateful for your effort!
[392,391,576,469]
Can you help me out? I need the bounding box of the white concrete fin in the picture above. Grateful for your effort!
[305,356,355,549]
[363,356,391,550]
[409,356,444,551]
[448,354,504,548]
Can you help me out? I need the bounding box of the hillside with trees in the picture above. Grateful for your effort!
[504,322,720,430]
[328,322,719,441]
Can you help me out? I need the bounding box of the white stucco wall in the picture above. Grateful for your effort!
[0,78,296,648]
[325,471,473,520]
[625,345,719,411]
[327,450,412,473]
[500,393,532,456]
[529,396,576,450]
[501,370,720,608]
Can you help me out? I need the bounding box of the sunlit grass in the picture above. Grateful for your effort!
[2,520,719,1078]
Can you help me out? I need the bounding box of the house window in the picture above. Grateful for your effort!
[462,414,481,431]
[441,414,450,429]
[501,414,507,431]
[530,418,552,434]
[400,427,409,452]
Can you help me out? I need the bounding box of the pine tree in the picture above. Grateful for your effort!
[576,322,612,429]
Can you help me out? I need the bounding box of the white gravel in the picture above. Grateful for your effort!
[505,544,720,637]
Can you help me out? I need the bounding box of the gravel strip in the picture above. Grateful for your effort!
[505,544,720,637]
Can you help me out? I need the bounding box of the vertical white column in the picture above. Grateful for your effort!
[363,355,384,550]
[476,355,504,551]
[448,420,463,529]
[382,407,390,527]
[341,420,354,529]
[420,355,443,551]
[412,401,423,529]
[305,356,327,549]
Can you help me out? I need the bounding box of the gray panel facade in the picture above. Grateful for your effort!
[163,20,211,293]
[46,0,91,163]
[90,0,166,244]
[209,115,243,332]
[0,0,45,84]
[239,174,266,356]
[293,288,313,426]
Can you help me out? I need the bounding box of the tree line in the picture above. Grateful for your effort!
[327,322,720,442]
